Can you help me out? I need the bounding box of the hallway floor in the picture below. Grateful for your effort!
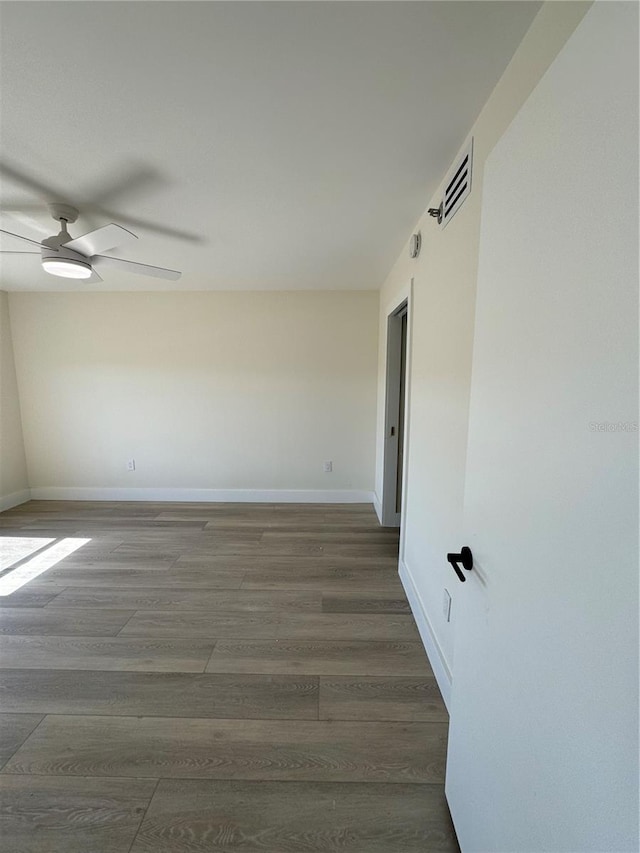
[0,501,458,852]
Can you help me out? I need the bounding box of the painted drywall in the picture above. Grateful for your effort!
[0,290,29,508]
[375,1,593,697]
[9,290,378,499]
[445,2,638,848]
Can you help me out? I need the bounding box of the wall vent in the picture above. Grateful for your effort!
[442,138,473,228]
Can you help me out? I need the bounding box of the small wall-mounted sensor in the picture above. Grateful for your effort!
[409,231,422,259]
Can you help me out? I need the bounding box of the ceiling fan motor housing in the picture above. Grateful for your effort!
[48,203,79,224]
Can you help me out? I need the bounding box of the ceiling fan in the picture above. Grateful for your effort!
[0,158,202,244]
[0,204,181,282]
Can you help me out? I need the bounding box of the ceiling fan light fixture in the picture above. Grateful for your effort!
[42,257,92,279]
[1,206,181,282]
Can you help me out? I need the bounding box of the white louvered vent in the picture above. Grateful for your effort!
[442,139,473,228]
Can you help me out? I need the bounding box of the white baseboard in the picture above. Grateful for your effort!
[399,557,452,711]
[373,491,383,523]
[28,487,374,504]
[0,489,31,512]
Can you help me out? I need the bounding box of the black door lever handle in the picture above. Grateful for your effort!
[447,547,473,583]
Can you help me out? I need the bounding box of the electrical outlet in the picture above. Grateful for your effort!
[126,459,136,472]
[323,461,333,473]
[443,589,452,622]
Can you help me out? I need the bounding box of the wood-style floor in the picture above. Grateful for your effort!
[0,501,459,852]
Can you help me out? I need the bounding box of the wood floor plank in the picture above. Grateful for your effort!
[0,713,43,768]
[197,510,377,529]
[59,555,178,568]
[111,545,209,558]
[261,529,401,542]
[22,519,208,530]
[0,670,318,720]
[177,554,399,570]
[181,552,398,563]
[38,567,245,588]
[272,540,404,553]
[0,516,39,527]
[0,635,215,672]
[319,676,448,722]
[46,587,322,612]
[119,610,420,641]
[0,527,85,540]
[0,586,66,608]
[5,521,86,533]
[156,513,248,522]
[0,607,135,636]
[206,639,431,675]
[130,779,459,852]
[4,715,448,783]
[202,519,385,531]
[322,592,411,613]
[176,541,400,557]
[241,567,404,592]
[23,542,126,558]
[0,774,156,853]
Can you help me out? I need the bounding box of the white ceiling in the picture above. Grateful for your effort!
[0,1,541,292]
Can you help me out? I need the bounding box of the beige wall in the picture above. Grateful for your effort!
[375,1,592,696]
[0,290,29,506]
[9,290,378,499]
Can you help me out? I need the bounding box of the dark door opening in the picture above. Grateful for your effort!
[382,300,408,527]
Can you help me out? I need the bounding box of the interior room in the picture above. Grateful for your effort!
[0,2,637,851]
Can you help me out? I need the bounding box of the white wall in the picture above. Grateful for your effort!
[0,290,29,508]
[375,1,592,700]
[9,290,378,501]
[445,2,638,847]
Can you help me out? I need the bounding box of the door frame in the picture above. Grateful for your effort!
[380,282,413,533]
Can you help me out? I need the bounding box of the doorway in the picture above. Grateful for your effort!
[381,299,408,527]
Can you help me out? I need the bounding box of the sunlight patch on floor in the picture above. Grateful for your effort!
[0,537,55,572]
[0,538,91,595]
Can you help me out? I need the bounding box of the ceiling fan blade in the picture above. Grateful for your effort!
[62,223,137,257]
[0,203,47,212]
[92,254,181,281]
[82,162,166,209]
[87,269,103,284]
[0,160,70,201]
[1,161,201,245]
[2,210,53,237]
[96,209,203,244]
[0,227,47,249]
